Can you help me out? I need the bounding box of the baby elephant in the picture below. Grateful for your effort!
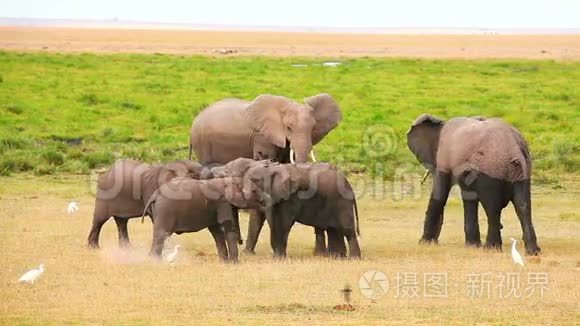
[215,159,361,259]
[143,176,269,263]
[87,159,206,249]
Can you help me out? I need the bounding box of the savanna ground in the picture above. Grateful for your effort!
[0,30,579,324]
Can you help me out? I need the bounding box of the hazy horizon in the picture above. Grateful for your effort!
[2,17,580,35]
[1,0,579,31]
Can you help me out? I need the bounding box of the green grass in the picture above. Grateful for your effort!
[0,51,579,177]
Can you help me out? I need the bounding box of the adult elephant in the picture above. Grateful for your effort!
[87,159,205,249]
[190,93,342,254]
[406,114,541,255]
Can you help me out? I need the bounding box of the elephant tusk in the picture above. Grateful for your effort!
[310,150,317,162]
[290,148,295,164]
[420,169,431,185]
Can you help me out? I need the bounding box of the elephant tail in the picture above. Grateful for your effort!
[142,189,160,224]
[353,197,361,238]
[188,143,192,160]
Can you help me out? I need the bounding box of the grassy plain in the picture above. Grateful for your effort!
[0,51,579,179]
[0,175,579,324]
[0,50,579,324]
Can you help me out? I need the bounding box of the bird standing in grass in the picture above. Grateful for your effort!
[18,264,44,284]
[67,201,79,214]
[164,245,181,264]
[341,284,352,303]
[510,238,525,267]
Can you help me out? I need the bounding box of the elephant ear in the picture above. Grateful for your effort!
[246,94,290,148]
[406,114,445,171]
[409,113,444,128]
[305,93,342,145]
[272,169,291,202]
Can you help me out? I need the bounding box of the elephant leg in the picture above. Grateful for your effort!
[345,229,361,259]
[461,192,481,247]
[327,228,346,258]
[269,210,293,259]
[149,227,170,258]
[233,207,243,245]
[222,220,239,263]
[313,228,327,256]
[477,175,510,251]
[512,180,541,255]
[208,224,229,262]
[217,203,239,263]
[481,204,503,251]
[420,171,452,244]
[113,217,130,248]
[87,203,109,249]
[244,209,265,254]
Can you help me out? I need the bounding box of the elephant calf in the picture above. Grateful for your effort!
[87,159,206,249]
[407,114,541,255]
[143,176,269,263]
[214,158,361,259]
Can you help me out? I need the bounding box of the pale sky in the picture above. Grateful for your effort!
[1,0,579,29]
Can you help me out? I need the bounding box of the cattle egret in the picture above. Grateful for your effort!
[164,245,181,264]
[67,201,79,214]
[510,238,525,267]
[18,264,44,284]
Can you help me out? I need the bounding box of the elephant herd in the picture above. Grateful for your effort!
[87,93,541,262]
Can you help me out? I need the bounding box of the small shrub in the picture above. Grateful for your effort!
[67,148,84,160]
[533,170,560,186]
[42,150,65,166]
[162,147,174,157]
[34,164,56,176]
[119,101,143,110]
[553,140,578,157]
[79,93,100,105]
[0,137,31,153]
[102,127,114,138]
[83,151,114,169]
[61,160,89,174]
[4,104,23,114]
[0,157,34,175]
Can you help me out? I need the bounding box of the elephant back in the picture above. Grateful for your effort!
[190,99,254,164]
[438,117,531,182]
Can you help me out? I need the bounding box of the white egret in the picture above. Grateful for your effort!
[510,237,525,267]
[67,201,79,214]
[164,245,181,264]
[18,264,44,284]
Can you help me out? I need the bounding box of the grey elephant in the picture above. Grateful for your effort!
[213,158,361,259]
[87,159,207,249]
[143,176,269,263]
[190,93,343,255]
[406,114,541,255]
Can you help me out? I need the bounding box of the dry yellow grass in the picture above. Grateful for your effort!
[0,174,579,325]
[1,26,580,59]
